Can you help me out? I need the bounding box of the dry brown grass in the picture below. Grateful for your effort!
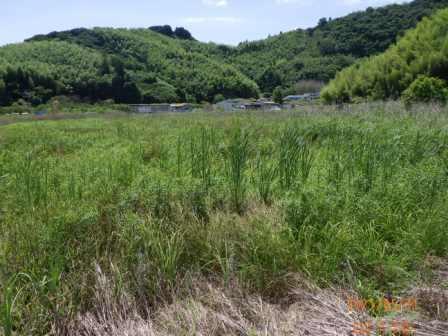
[61,266,364,336]
[408,257,448,324]
[59,262,448,336]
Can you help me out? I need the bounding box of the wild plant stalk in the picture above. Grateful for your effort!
[354,135,379,193]
[190,126,213,189]
[68,173,77,200]
[278,127,301,191]
[176,136,183,178]
[13,152,52,210]
[199,127,213,189]
[409,131,426,165]
[213,240,234,286]
[1,285,14,336]
[153,232,184,288]
[17,152,35,209]
[278,126,315,191]
[158,143,168,171]
[326,140,345,192]
[441,151,448,178]
[152,183,172,220]
[115,122,125,138]
[225,127,250,213]
[326,126,364,192]
[378,141,399,193]
[1,273,32,336]
[255,153,276,204]
[298,138,315,185]
[41,162,50,214]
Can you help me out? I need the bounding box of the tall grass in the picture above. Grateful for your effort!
[278,125,315,192]
[254,151,276,204]
[298,137,315,185]
[354,135,380,193]
[1,104,448,334]
[278,126,302,191]
[190,126,214,190]
[1,273,32,336]
[225,126,250,213]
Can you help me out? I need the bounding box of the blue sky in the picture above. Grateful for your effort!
[1,0,406,46]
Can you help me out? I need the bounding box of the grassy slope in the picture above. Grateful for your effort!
[1,104,448,333]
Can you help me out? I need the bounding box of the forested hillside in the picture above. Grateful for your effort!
[0,40,106,106]
[321,8,448,103]
[226,0,448,94]
[0,28,259,107]
[1,0,447,107]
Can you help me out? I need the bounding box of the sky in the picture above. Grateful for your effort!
[1,0,407,46]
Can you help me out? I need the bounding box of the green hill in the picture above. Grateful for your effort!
[0,28,259,107]
[226,0,448,94]
[321,7,448,103]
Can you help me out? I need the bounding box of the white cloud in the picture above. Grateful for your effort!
[183,16,243,24]
[340,0,361,4]
[340,0,407,6]
[276,0,405,5]
[275,0,302,3]
[274,0,313,6]
[202,0,228,7]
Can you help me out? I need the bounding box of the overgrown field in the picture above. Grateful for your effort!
[1,104,448,334]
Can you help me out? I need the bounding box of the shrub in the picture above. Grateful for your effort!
[272,86,284,105]
[402,76,448,106]
[213,94,225,104]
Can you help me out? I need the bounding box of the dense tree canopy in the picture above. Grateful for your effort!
[321,8,448,104]
[149,25,195,40]
[0,41,107,106]
[154,0,445,96]
[0,28,259,106]
[311,0,448,58]
[222,0,448,94]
